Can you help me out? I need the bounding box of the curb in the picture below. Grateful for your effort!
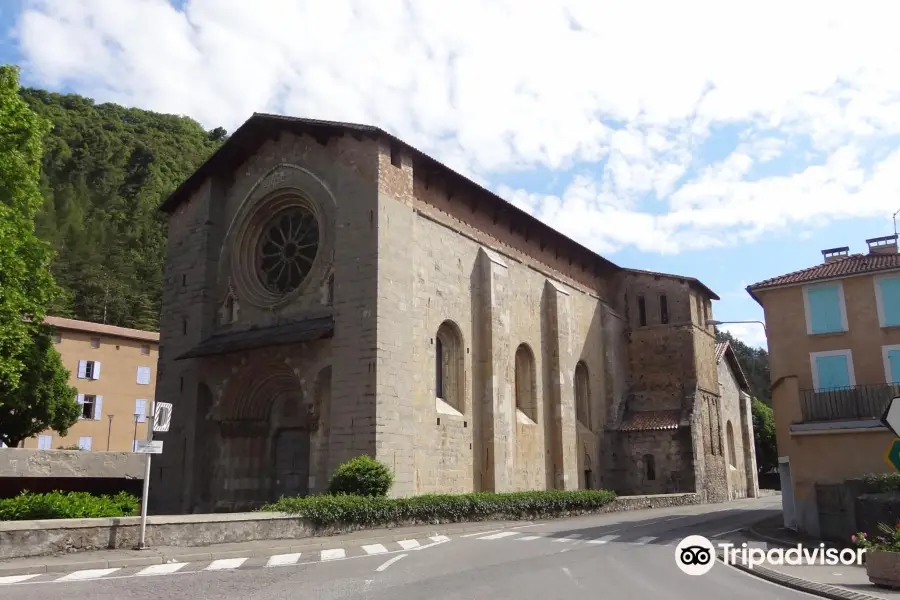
[0,521,503,577]
[717,549,884,600]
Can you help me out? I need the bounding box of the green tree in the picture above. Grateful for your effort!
[0,65,57,390]
[751,398,778,475]
[0,323,79,447]
[715,328,771,405]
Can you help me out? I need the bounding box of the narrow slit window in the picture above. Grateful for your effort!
[660,294,669,324]
[637,296,647,326]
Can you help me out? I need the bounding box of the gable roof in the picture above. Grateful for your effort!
[624,267,720,301]
[715,341,750,392]
[44,316,159,343]
[160,113,630,277]
[746,252,900,304]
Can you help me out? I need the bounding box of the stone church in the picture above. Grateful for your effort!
[148,114,759,514]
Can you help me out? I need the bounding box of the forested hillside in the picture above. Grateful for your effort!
[716,329,771,404]
[23,89,226,331]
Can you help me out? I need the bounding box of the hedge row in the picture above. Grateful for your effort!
[262,489,618,527]
[861,473,900,493]
[0,490,140,521]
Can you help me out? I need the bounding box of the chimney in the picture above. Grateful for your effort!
[822,246,850,263]
[866,235,898,256]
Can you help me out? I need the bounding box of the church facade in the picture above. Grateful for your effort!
[149,114,758,514]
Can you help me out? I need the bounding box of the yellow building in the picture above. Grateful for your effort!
[747,234,900,537]
[18,316,159,452]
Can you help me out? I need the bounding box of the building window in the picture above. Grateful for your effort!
[574,361,590,429]
[803,282,847,335]
[514,344,538,423]
[37,435,52,450]
[883,345,900,385]
[90,336,100,348]
[810,350,855,391]
[257,207,320,295]
[78,436,93,451]
[726,421,737,467]
[135,399,148,422]
[875,275,900,328]
[137,366,152,385]
[77,394,101,419]
[660,294,669,324]
[637,296,647,326]
[644,454,656,481]
[141,344,151,356]
[77,360,101,380]
[435,321,464,413]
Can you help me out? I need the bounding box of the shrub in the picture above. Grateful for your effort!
[262,489,617,527]
[861,473,900,493]
[328,455,394,497]
[0,490,140,521]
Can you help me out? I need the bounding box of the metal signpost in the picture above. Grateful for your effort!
[880,397,900,471]
[136,401,173,550]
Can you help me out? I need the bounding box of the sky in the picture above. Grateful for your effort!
[4,0,900,350]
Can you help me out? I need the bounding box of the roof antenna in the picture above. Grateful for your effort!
[895,208,900,236]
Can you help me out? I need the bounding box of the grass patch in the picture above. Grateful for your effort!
[262,490,617,527]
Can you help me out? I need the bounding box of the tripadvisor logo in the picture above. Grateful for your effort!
[675,535,866,575]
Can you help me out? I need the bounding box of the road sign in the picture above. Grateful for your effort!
[153,402,173,433]
[881,397,900,438]
[135,440,163,454]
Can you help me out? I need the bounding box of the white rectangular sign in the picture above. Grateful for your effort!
[153,402,173,433]
[135,440,164,454]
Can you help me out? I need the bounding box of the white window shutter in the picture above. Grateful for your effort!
[92,362,101,380]
[94,396,103,420]
[136,367,142,384]
[136,399,147,422]
[77,394,85,405]
[77,360,87,379]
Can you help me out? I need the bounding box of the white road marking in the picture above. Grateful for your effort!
[509,523,542,530]
[516,535,541,541]
[56,568,121,581]
[0,575,40,585]
[265,553,303,567]
[461,529,501,537]
[429,535,450,542]
[320,548,347,561]
[633,536,657,545]
[478,531,519,540]
[711,527,744,538]
[397,539,421,550]
[136,563,188,576]
[362,544,389,555]
[587,535,620,544]
[204,558,247,571]
[553,534,582,543]
[375,553,408,572]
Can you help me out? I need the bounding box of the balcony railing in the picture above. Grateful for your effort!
[800,383,900,423]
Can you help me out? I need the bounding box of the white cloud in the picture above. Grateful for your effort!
[721,323,769,351]
[12,0,900,255]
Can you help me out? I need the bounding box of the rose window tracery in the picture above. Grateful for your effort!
[256,208,319,295]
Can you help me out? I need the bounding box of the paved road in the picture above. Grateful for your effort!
[3,496,815,600]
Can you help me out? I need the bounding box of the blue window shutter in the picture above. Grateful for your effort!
[887,350,900,384]
[807,285,843,333]
[815,355,851,390]
[879,277,900,327]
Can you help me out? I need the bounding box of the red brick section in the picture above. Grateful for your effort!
[747,253,900,291]
[619,410,682,431]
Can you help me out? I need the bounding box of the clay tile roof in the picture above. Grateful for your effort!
[44,316,160,342]
[747,253,900,293]
[619,410,683,432]
[715,342,728,362]
[623,268,719,300]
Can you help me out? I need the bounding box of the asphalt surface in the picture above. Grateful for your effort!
[2,496,818,600]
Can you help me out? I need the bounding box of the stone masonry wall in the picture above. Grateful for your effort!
[608,429,695,495]
[717,358,748,500]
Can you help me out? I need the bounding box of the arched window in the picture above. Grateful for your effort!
[574,361,590,428]
[515,344,537,422]
[644,454,656,481]
[727,421,737,467]
[435,321,464,413]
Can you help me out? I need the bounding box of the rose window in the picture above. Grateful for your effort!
[255,207,319,294]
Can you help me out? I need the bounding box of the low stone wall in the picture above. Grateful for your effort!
[0,492,699,560]
[0,449,145,479]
